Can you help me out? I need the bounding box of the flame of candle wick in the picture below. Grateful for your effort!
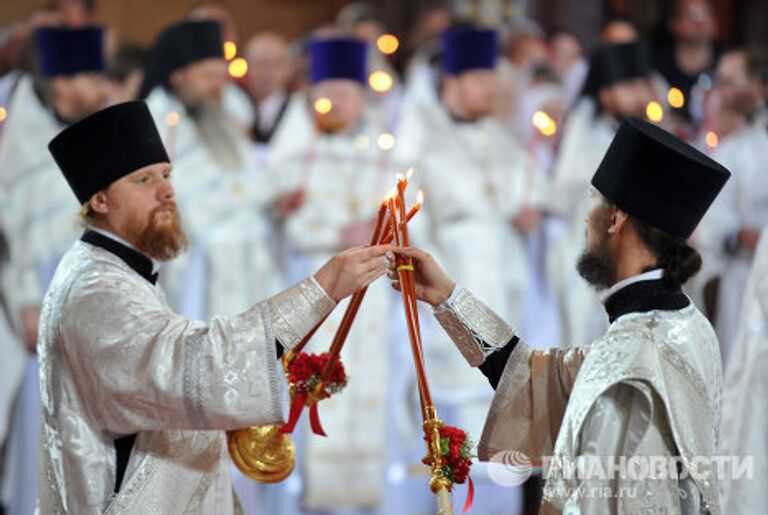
[416,190,424,204]
[406,167,414,179]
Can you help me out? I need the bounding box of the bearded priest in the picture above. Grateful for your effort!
[388,117,730,514]
[37,101,391,514]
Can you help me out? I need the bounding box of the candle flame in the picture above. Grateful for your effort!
[395,172,405,183]
[314,97,333,114]
[406,167,414,179]
[646,101,664,122]
[0,106,7,122]
[532,110,557,136]
[416,190,424,204]
[667,87,685,109]
[228,57,248,78]
[223,41,237,61]
[165,111,180,127]
[368,70,394,93]
[705,131,719,148]
[376,34,399,55]
[385,188,397,201]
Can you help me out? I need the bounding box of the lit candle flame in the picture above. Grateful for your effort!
[368,71,393,93]
[416,190,424,205]
[0,106,8,122]
[705,131,719,148]
[532,110,557,136]
[396,172,405,182]
[646,101,664,122]
[314,97,333,114]
[223,41,237,61]
[165,111,180,127]
[228,57,248,78]
[667,87,685,109]
[376,34,399,55]
[406,168,414,180]
[377,133,395,150]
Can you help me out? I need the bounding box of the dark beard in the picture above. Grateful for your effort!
[576,245,614,290]
[131,204,188,261]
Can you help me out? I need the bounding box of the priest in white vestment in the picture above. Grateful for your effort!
[393,27,546,449]
[388,117,730,514]
[0,27,109,515]
[139,20,282,321]
[266,36,401,513]
[720,228,768,514]
[37,101,391,514]
[547,41,655,348]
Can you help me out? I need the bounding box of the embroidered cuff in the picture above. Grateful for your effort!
[433,288,515,367]
[267,276,336,350]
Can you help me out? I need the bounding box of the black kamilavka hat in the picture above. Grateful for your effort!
[581,41,650,99]
[49,101,170,204]
[138,19,223,99]
[591,117,730,239]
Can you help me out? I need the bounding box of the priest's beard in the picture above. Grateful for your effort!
[314,112,354,134]
[128,203,188,262]
[186,100,244,169]
[576,220,616,291]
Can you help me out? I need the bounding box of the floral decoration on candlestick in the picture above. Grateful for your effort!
[388,169,474,513]
[280,188,408,436]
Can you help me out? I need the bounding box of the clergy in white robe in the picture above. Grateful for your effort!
[139,20,282,321]
[719,227,768,513]
[0,27,108,515]
[39,100,391,514]
[388,117,730,514]
[266,36,399,512]
[547,41,654,348]
[393,26,545,445]
[689,49,768,366]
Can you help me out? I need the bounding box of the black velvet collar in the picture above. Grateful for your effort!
[81,229,158,285]
[603,278,689,324]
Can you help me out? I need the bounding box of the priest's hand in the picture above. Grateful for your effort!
[314,244,392,302]
[386,247,455,307]
[274,188,306,217]
[21,305,40,354]
[512,205,541,234]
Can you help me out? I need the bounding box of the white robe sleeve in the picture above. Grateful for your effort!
[59,267,335,435]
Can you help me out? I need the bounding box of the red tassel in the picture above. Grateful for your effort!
[281,394,306,434]
[308,403,327,436]
[462,476,474,513]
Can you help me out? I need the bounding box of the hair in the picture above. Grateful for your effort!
[79,201,98,227]
[107,43,147,82]
[630,215,702,287]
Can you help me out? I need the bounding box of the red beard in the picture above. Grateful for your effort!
[129,203,188,261]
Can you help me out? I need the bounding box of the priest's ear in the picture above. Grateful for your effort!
[88,191,110,215]
[606,207,628,235]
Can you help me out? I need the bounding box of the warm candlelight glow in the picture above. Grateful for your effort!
[646,101,664,122]
[705,131,719,148]
[532,110,557,136]
[223,41,237,61]
[228,57,248,78]
[667,87,685,109]
[406,168,414,180]
[377,34,399,55]
[0,106,7,122]
[396,172,405,183]
[416,190,424,205]
[377,133,395,150]
[165,111,180,127]
[314,97,333,114]
[369,70,393,93]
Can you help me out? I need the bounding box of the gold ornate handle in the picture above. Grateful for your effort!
[227,424,296,483]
